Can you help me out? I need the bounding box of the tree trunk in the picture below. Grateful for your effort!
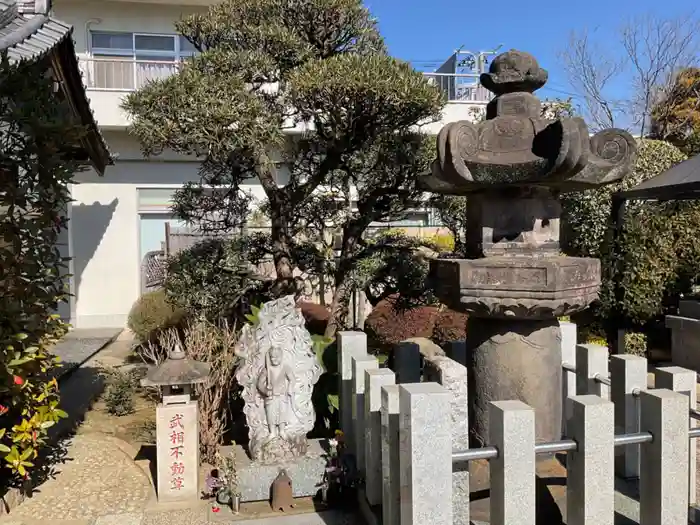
[325,279,352,338]
[268,197,297,296]
[324,225,363,338]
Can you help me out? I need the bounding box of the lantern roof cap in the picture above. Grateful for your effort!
[141,341,210,387]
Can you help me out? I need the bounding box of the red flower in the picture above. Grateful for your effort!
[0,405,7,415]
[211,507,220,513]
[12,376,24,386]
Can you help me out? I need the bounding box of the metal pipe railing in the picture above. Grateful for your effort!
[595,373,612,386]
[451,428,700,464]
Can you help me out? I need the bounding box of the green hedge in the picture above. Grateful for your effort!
[561,139,699,343]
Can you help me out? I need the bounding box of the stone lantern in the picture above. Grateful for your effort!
[142,341,210,502]
[421,49,637,446]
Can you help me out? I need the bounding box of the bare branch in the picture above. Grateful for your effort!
[621,13,700,136]
[559,28,625,130]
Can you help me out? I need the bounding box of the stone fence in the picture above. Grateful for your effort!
[337,324,699,525]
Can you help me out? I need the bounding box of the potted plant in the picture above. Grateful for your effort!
[214,445,242,513]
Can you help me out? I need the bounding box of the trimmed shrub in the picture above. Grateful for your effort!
[297,301,330,335]
[599,200,700,325]
[103,368,138,416]
[164,237,265,322]
[364,295,440,351]
[432,307,468,347]
[128,290,185,343]
[561,139,688,259]
[561,139,695,345]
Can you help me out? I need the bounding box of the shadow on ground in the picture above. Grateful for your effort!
[18,365,106,500]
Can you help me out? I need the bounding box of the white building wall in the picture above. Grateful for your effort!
[69,131,266,328]
[53,0,203,54]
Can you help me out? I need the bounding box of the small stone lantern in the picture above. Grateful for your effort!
[142,341,210,503]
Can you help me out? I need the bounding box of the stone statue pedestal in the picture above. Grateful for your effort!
[431,255,600,445]
[222,439,328,502]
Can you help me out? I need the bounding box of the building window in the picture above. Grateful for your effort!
[88,31,197,90]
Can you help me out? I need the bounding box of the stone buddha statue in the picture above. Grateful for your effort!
[256,346,295,440]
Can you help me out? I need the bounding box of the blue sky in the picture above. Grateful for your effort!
[367,0,697,103]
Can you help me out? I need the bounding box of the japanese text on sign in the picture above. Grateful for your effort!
[169,413,185,490]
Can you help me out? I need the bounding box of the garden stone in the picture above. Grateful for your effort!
[401,337,445,360]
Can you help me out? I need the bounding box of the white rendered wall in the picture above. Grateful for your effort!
[52,0,204,54]
[69,131,267,328]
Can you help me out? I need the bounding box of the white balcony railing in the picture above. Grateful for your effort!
[79,57,492,103]
[80,57,180,91]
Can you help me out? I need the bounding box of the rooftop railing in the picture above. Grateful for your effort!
[80,57,492,103]
[422,72,491,103]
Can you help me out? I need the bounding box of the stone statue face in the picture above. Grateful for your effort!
[269,347,282,366]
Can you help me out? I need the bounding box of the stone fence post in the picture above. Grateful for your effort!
[399,383,452,525]
[655,366,697,507]
[576,343,610,399]
[566,395,615,525]
[364,368,395,506]
[381,385,400,525]
[423,355,470,525]
[610,354,647,480]
[560,321,577,436]
[338,331,368,453]
[489,400,535,525]
[639,389,689,524]
[351,353,378,474]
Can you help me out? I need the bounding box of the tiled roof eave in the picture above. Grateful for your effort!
[51,35,114,174]
[0,12,113,174]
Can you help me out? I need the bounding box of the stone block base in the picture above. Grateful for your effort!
[221,439,327,502]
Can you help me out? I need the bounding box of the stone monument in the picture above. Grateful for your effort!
[230,295,325,502]
[421,49,637,446]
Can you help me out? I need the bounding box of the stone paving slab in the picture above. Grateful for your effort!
[50,329,122,380]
